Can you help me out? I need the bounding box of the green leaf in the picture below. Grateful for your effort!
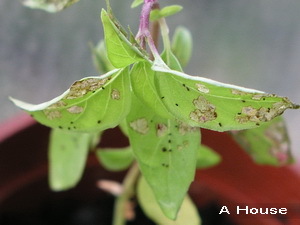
[229,116,294,166]
[152,65,299,132]
[150,5,183,21]
[161,49,183,72]
[96,146,134,171]
[89,40,115,74]
[126,95,200,219]
[171,27,193,68]
[130,62,173,119]
[196,145,221,169]
[23,0,80,12]
[101,9,147,68]
[131,0,143,8]
[137,176,201,225]
[49,129,97,190]
[10,68,131,132]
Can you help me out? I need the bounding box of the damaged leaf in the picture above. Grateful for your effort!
[126,95,200,220]
[152,65,299,132]
[230,116,294,166]
[10,68,131,132]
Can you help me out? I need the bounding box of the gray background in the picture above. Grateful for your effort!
[1,0,299,157]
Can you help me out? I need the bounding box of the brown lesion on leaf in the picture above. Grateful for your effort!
[48,100,67,109]
[265,120,291,165]
[196,83,210,93]
[251,93,273,100]
[177,140,189,151]
[111,89,120,100]
[129,118,149,135]
[235,98,297,124]
[156,123,168,137]
[44,110,61,120]
[67,105,84,114]
[65,77,109,99]
[177,121,198,135]
[190,96,217,123]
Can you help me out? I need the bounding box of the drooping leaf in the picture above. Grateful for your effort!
[229,116,294,166]
[130,62,173,119]
[152,65,299,132]
[101,9,147,68]
[131,0,143,8]
[150,5,183,21]
[126,95,200,219]
[10,68,131,132]
[171,27,193,68]
[96,146,134,171]
[49,129,98,190]
[137,176,201,225]
[23,0,80,13]
[196,145,221,169]
[89,40,115,74]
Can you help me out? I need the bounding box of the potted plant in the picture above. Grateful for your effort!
[2,0,299,224]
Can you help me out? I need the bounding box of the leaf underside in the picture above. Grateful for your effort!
[137,176,201,225]
[126,95,200,219]
[230,116,294,166]
[49,129,97,191]
[152,65,298,132]
[96,146,134,171]
[101,9,146,68]
[10,68,131,132]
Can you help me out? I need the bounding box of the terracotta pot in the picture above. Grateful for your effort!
[1,114,300,224]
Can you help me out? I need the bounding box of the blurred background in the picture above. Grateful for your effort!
[0,0,299,157]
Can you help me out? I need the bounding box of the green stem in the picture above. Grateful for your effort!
[159,17,171,52]
[112,162,140,225]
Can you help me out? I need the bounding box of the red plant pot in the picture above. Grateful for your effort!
[1,114,300,224]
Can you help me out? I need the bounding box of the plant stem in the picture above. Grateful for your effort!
[136,0,169,68]
[159,17,171,52]
[112,162,140,225]
[150,2,160,60]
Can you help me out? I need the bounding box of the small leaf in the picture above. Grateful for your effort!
[49,129,97,190]
[10,68,131,132]
[171,27,193,68]
[230,116,294,166]
[131,0,143,8]
[126,95,200,219]
[130,62,173,119]
[152,65,299,132]
[89,40,115,74]
[101,9,147,68]
[137,176,201,225]
[196,145,221,169]
[23,0,80,13]
[96,147,134,171]
[150,5,183,21]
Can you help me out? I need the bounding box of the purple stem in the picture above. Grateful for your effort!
[136,0,157,49]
